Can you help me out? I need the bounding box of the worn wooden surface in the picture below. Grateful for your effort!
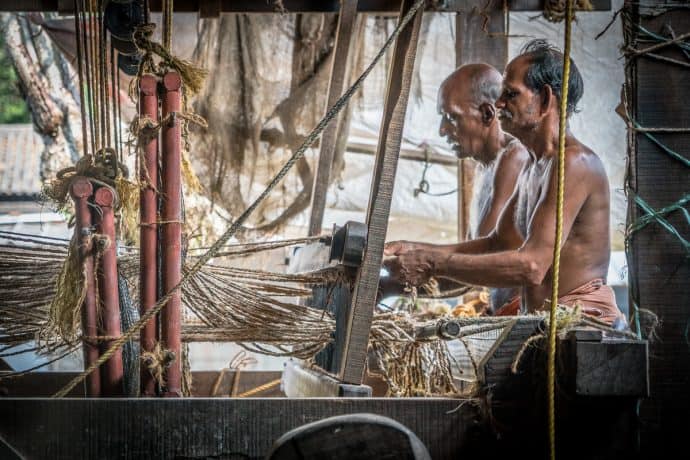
[313,280,353,374]
[628,5,690,455]
[570,339,649,397]
[339,0,423,384]
[478,317,541,397]
[0,398,480,460]
[0,371,284,397]
[308,0,359,236]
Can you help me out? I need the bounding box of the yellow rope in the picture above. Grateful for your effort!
[236,378,281,397]
[548,1,574,459]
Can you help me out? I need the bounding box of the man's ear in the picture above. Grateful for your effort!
[540,84,553,114]
[479,103,496,125]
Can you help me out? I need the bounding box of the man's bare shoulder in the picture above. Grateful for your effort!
[495,140,530,175]
[563,140,608,182]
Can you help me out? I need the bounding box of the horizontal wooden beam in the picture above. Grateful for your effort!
[0,370,284,397]
[1,0,612,13]
[348,141,459,166]
[0,398,479,459]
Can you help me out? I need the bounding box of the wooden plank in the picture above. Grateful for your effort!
[478,317,541,395]
[571,339,649,397]
[457,160,474,239]
[629,5,690,454]
[308,0,360,236]
[3,0,612,13]
[454,0,508,239]
[0,371,284,397]
[338,0,424,384]
[0,398,479,459]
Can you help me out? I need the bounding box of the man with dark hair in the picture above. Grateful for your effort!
[381,63,529,312]
[383,40,624,325]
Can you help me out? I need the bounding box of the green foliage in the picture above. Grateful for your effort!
[0,34,30,124]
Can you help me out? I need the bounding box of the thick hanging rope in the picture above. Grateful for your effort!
[548,0,574,459]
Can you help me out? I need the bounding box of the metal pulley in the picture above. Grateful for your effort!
[104,0,145,41]
[105,0,146,74]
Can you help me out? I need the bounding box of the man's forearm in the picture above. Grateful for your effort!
[434,250,536,287]
[409,236,495,255]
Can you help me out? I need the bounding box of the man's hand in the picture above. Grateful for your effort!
[382,250,436,287]
[383,240,418,257]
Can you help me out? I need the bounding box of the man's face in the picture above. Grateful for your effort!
[496,57,541,138]
[437,81,483,160]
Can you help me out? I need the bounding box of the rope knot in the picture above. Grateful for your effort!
[92,234,111,253]
[132,23,157,49]
[141,343,176,388]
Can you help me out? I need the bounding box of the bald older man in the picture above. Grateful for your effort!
[381,64,529,312]
[438,63,530,239]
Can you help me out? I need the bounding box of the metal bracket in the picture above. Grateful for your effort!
[281,360,372,398]
[328,221,367,268]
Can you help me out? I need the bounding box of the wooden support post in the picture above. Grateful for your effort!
[338,0,424,384]
[93,187,124,396]
[626,5,690,453]
[160,71,183,397]
[454,0,507,240]
[308,0,359,236]
[139,74,159,396]
[199,0,221,18]
[69,177,100,397]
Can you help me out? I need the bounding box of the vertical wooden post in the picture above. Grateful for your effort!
[338,0,424,384]
[308,0,359,236]
[93,187,124,396]
[70,177,100,397]
[455,1,508,239]
[160,71,183,397]
[626,5,690,453]
[139,74,159,396]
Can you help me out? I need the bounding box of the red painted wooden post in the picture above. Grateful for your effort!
[93,186,124,396]
[139,74,160,396]
[70,177,101,397]
[160,71,183,397]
